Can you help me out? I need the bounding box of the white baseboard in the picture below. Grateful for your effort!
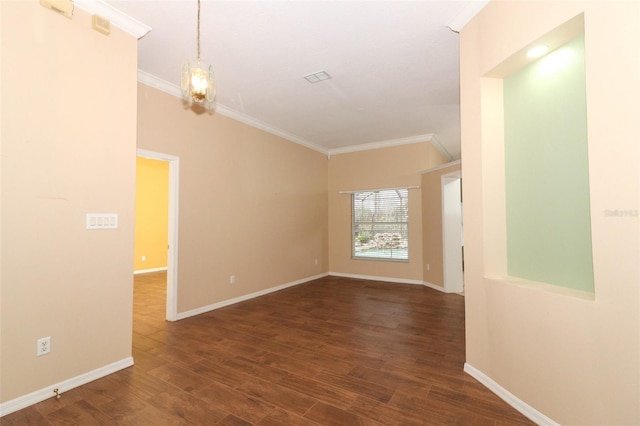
[423,280,465,295]
[329,273,459,295]
[423,280,447,292]
[0,357,134,417]
[176,272,460,321]
[329,272,425,286]
[463,363,559,426]
[133,267,168,275]
[176,272,330,320]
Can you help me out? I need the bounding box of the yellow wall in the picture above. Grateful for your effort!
[421,162,461,288]
[134,157,169,271]
[328,142,447,281]
[1,2,137,403]
[460,2,639,424]
[137,85,329,314]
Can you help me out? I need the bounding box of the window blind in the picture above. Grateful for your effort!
[352,189,409,261]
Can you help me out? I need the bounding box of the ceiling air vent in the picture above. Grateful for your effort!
[304,71,331,83]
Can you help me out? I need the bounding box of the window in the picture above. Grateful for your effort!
[352,189,408,261]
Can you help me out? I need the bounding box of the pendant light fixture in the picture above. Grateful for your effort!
[181,0,215,110]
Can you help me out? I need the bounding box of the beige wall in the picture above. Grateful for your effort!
[328,142,447,281]
[421,162,461,288]
[461,2,639,424]
[137,85,328,314]
[1,2,138,402]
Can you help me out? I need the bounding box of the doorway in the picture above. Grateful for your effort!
[442,171,463,293]
[136,149,179,321]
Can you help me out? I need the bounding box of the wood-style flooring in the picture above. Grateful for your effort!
[2,272,534,425]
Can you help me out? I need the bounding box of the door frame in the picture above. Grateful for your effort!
[441,171,464,293]
[137,149,179,321]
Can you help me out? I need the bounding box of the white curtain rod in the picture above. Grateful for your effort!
[339,185,420,195]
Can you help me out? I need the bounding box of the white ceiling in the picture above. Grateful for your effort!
[104,0,487,159]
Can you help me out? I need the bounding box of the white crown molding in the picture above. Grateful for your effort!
[463,363,560,426]
[420,159,462,175]
[138,69,182,98]
[137,71,329,155]
[447,0,490,33]
[74,0,151,39]
[327,134,436,156]
[215,107,328,155]
[137,70,453,158]
[430,134,455,162]
[0,357,133,417]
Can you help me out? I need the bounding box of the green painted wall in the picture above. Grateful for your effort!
[504,34,594,292]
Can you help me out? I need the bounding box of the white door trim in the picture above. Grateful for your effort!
[441,171,463,294]
[137,149,179,321]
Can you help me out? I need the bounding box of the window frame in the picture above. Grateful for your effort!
[351,188,409,262]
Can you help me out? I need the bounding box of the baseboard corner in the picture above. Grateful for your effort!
[328,272,424,286]
[422,280,447,292]
[463,363,559,426]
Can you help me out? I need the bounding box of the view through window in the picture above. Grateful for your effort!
[352,189,408,261]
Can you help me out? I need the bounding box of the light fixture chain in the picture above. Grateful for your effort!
[197,0,201,62]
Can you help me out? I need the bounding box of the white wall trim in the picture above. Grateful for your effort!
[137,71,328,155]
[329,272,425,286]
[137,71,455,159]
[447,0,490,33]
[175,273,456,320]
[442,172,464,293]
[420,159,461,175]
[133,267,168,275]
[463,363,560,426]
[176,273,329,320]
[137,70,181,99]
[137,149,180,322]
[327,134,435,156]
[331,273,461,294]
[0,357,133,417]
[214,105,327,155]
[74,0,151,39]
[423,280,447,293]
[429,134,455,162]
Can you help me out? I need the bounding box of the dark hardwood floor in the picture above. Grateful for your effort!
[2,272,534,425]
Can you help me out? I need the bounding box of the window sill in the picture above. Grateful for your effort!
[352,256,409,263]
[484,275,595,301]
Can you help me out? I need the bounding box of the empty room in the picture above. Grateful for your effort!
[1,1,638,425]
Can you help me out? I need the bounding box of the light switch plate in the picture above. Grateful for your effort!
[86,213,118,229]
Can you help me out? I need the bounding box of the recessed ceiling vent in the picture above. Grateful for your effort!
[304,70,331,83]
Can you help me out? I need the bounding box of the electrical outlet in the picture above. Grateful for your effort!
[37,336,51,356]
[230,275,235,284]
[426,264,430,271]
[314,259,319,265]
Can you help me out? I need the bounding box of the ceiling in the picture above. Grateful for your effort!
[104,0,487,159]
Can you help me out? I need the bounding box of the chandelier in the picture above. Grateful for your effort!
[181,0,215,110]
